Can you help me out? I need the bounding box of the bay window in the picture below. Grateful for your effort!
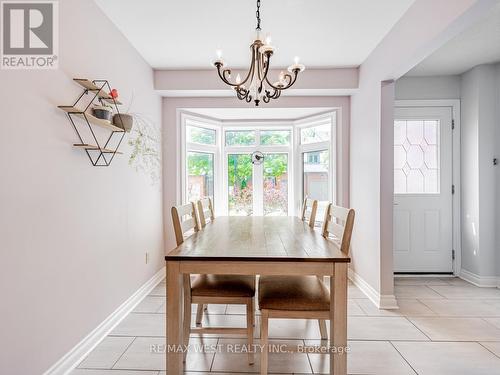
[181,112,336,219]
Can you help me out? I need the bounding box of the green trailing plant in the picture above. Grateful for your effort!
[127,113,161,186]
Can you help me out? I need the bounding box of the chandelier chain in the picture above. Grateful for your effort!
[256,0,261,30]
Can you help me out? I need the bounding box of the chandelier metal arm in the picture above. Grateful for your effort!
[264,69,299,91]
[259,52,271,83]
[239,44,259,87]
[214,64,237,87]
[244,45,258,86]
[215,43,261,89]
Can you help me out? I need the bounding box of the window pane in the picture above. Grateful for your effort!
[303,150,329,224]
[300,124,330,144]
[187,152,214,203]
[263,154,288,216]
[186,125,216,145]
[228,154,253,216]
[225,130,256,146]
[260,130,290,145]
[394,119,440,194]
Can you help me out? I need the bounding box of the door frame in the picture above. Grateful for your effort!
[394,99,461,275]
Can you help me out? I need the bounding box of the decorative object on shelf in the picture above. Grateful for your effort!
[92,104,113,122]
[251,151,264,165]
[212,0,305,106]
[113,113,134,132]
[128,113,161,186]
[58,78,126,167]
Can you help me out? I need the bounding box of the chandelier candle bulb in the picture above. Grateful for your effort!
[259,45,275,54]
[288,63,305,73]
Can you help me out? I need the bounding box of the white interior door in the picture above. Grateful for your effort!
[393,107,453,273]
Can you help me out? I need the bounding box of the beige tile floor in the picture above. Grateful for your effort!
[72,277,500,375]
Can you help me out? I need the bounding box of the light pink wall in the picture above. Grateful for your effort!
[162,96,350,252]
[0,1,163,374]
[350,0,495,298]
[154,68,359,91]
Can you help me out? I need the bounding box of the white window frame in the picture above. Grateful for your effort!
[294,112,337,216]
[222,122,293,216]
[180,113,222,212]
[179,110,337,219]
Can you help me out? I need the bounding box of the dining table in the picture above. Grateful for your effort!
[165,215,350,375]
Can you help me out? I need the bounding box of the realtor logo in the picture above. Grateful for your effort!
[1,1,58,69]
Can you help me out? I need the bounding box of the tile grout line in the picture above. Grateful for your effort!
[389,341,419,375]
[302,339,315,374]
[77,368,158,373]
[416,298,441,316]
[106,333,443,342]
[209,337,219,371]
[424,285,448,298]
[480,316,500,330]
[477,341,500,360]
[403,316,433,341]
[349,298,368,316]
[110,336,138,369]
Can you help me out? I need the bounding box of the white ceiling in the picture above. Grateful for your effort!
[407,2,500,76]
[95,0,414,69]
[185,107,333,121]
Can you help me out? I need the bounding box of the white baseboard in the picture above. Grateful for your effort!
[395,274,454,278]
[43,266,166,375]
[459,269,499,288]
[348,268,399,310]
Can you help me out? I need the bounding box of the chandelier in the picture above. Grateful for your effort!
[212,0,305,106]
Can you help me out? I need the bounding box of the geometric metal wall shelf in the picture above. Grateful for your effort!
[58,78,126,166]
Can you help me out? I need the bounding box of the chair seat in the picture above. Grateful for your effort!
[258,275,330,311]
[191,274,256,297]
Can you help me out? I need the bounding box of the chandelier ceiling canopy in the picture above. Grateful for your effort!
[212,0,305,106]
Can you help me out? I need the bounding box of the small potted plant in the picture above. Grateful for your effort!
[92,103,113,122]
[110,89,134,132]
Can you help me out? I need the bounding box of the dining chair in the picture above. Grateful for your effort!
[257,203,355,375]
[197,197,215,228]
[171,202,256,365]
[301,196,318,228]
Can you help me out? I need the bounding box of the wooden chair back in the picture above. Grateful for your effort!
[321,203,355,255]
[301,197,318,228]
[197,197,215,228]
[171,202,200,246]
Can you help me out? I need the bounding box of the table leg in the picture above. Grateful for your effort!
[330,262,348,375]
[166,261,183,374]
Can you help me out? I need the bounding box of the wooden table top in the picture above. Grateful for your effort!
[166,216,350,262]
